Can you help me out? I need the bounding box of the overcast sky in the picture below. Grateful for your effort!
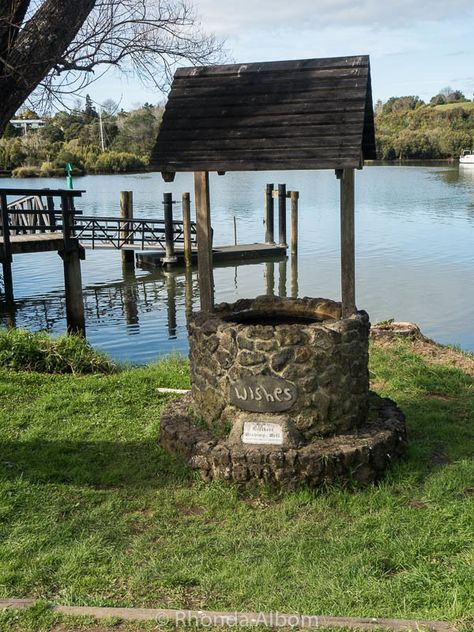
[87,0,474,109]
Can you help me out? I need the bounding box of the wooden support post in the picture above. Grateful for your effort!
[184,266,193,324]
[182,192,192,268]
[278,258,287,298]
[340,168,356,318]
[194,171,214,312]
[290,190,299,257]
[278,183,287,246]
[1,191,14,304]
[62,248,86,336]
[166,271,177,338]
[163,193,177,265]
[291,254,298,299]
[60,192,86,336]
[265,261,275,296]
[264,183,275,243]
[120,191,134,265]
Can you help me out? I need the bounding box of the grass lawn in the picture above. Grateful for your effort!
[0,337,472,631]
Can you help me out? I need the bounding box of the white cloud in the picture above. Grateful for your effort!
[195,0,473,34]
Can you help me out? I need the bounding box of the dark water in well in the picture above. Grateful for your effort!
[1,163,473,362]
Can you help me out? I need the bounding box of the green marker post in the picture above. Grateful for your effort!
[66,163,73,190]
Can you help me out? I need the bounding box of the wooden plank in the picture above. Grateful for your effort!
[169,78,367,99]
[156,123,363,142]
[163,102,366,121]
[159,148,362,162]
[175,55,368,77]
[174,66,368,84]
[340,168,356,317]
[194,171,214,312]
[156,156,362,172]
[168,88,368,109]
[155,136,363,152]
[157,111,364,131]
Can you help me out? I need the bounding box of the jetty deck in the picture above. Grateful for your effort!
[136,242,286,268]
[0,232,65,255]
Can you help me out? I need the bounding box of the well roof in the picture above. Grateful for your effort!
[150,55,376,174]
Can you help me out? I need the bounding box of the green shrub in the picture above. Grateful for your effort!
[12,165,42,177]
[39,161,64,177]
[0,329,116,374]
[91,150,148,173]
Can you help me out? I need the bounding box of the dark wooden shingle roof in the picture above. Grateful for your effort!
[150,55,376,174]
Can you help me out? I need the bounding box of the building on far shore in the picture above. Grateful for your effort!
[9,119,45,134]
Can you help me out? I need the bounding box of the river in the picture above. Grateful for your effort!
[1,163,473,363]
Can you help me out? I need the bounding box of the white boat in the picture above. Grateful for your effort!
[459,149,474,165]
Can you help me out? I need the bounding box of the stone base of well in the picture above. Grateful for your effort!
[160,392,407,489]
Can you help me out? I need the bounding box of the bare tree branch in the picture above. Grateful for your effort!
[0,0,224,133]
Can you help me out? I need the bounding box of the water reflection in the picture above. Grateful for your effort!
[1,255,296,347]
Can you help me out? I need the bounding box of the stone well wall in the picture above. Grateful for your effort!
[188,296,370,441]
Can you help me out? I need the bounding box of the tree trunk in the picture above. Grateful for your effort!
[0,0,96,134]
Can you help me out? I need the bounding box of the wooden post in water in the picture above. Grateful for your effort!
[339,168,356,317]
[120,191,134,265]
[194,171,214,312]
[291,255,298,299]
[0,191,14,304]
[265,261,275,296]
[278,258,287,298]
[182,192,192,268]
[290,190,299,257]
[59,193,86,336]
[163,193,177,266]
[278,183,287,246]
[264,183,275,243]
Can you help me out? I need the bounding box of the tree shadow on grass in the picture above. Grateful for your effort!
[0,439,192,488]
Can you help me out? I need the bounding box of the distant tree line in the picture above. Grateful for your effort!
[2,86,474,175]
[375,87,474,160]
[0,96,163,176]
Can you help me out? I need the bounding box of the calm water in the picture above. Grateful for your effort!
[1,164,473,362]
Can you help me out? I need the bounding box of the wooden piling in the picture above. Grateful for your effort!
[278,259,287,297]
[194,171,214,312]
[182,192,192,268]
[62,248,86,336]
[278,184,287,246]
[120,191,134,265]
[264,183,275,243]
[163,193,177,265]
[166,272,177,337]
[265,261,275,296]
[340,168,356,317]
[60,193,86,336]
[291,254,298,299]
[290,190,299,256]
[0,191,14,304]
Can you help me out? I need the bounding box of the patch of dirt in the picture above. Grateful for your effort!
[179,504,206,516]
[372,330,474,376]
[407,500,430,509]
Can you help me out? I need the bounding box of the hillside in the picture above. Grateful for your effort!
[375,102,474,160]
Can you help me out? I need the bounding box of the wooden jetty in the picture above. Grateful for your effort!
[0,186,293,336]
[1,188,86,335]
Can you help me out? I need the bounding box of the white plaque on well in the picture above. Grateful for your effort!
[241,421,284,445]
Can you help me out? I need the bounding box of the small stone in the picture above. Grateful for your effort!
[236,332,255,351]
[238,350,266,366]
[271,348,294,372]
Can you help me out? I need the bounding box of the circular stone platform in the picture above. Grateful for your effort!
[160,392,406,488]
[160,296,406,489]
